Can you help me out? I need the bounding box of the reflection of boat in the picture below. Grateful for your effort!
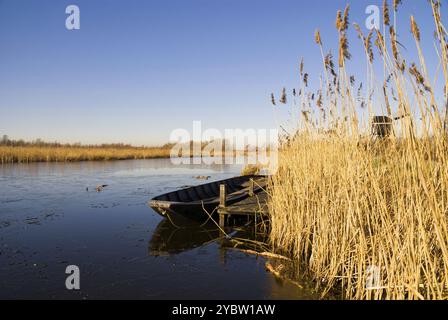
[148,175,266,224]
[148,219,221,256]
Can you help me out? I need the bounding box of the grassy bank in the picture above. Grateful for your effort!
[0,143,251,163]
[0,145,172,163]
[269,1,448,299]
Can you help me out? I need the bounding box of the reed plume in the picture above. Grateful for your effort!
[389,26,399,64]
[342,5,350,32]
[325,52,337,77]
[336,5,351,67]
[280,88,287,104]
[350,75,355,86]
[303,73,309,87]
[375,30,385,55]
[317,93,323,108]
[315,29,322,45]
[383,0,391,26]
[409,63,430,91]
[269,0,448,300]
[338,33,351,67]
[366,30,374,63]
[271,93,276,106]
[335,10,343,31]
[300,58,304,76]
[393,0,402,11]
[411,16,421,42]
[353,23,364,40]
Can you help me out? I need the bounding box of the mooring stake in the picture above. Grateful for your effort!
[249,178,254,197]
[219,184,227,228]
[219,184,227,208]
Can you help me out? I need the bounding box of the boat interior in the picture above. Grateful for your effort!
[153,175,266,203]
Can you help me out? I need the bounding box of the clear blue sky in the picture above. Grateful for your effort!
[0,0,444,146]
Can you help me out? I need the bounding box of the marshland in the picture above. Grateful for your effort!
[0,159,318,299]
[1,0,447,301]
[0,144,172,163]
[267,0,448,300]
[0,139,201,163]
[0,137,270,164]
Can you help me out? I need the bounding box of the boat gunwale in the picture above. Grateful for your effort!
[148,175,266,209]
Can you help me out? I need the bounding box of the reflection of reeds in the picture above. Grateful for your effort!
[269,1,448,300]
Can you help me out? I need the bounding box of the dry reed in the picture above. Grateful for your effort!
[0,145,172,163]
[269,1,448,300]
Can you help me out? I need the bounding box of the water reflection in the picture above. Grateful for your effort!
[0,159,315,299]
[148,216,270,257]
[0,158,240,178]
[148,219,221,256]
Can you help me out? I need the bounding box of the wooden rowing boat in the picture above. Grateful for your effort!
[148,175,266,224]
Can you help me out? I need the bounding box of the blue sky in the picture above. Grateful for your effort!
[0,0,445,146]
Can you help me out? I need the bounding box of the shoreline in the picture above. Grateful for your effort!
[0,146,265,164]
[0,145,173,164]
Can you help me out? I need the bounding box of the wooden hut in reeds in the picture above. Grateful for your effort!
[371,116,393,138]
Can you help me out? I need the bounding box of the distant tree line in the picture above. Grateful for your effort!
[0,135,260,151]
[0,134,159,149]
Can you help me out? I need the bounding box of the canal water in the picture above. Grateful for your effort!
[0,159,314,299]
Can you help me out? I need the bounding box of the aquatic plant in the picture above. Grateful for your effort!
[0,145,173,163]
[269,0,448,300]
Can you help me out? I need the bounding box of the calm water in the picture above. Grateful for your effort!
[0,159,313,299]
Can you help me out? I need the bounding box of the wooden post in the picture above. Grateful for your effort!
[219,213,225,229]
[249,178,254,197]
[219,184,227,208]
[219,184,227,228]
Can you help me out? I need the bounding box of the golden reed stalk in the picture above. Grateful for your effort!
[269,1,448,299]
[0,145,172,163]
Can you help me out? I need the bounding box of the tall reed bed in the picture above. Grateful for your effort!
[269,0,448,299]
[0,143,245,163]
[0,145,172,163]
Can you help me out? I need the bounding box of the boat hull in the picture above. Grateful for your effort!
[148,175,266,224]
